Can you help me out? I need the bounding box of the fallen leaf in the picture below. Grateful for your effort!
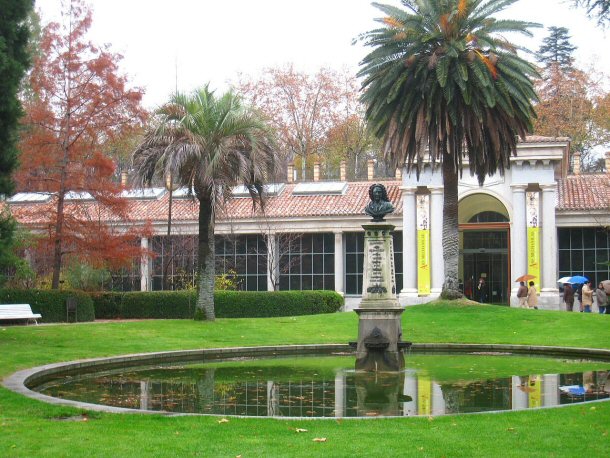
[218,418,229,424]
[313,438,327,442]
[295,428,308,433]
[590,406,596,411]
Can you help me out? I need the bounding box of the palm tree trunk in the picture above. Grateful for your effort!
[441,154,462,299]
[195,195,215,321]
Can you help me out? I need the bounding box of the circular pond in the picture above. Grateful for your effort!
[25,350,610,418]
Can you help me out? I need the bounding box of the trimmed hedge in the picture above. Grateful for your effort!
[0,289,95,323]
[91,290,343,319]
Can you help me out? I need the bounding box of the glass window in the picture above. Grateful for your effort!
[558,228,570,249]
[215,234,267,291]
[468,211,509,223]
[571,230,583,249]
[344,231,403,295]
[557,228,610,286]
[582,228,595,249]
[278,233,335,291]
[150,235,198,291]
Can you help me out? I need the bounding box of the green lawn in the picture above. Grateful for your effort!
[1,302,609,457]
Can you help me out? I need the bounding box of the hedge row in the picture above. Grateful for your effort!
[91,290,344,319]
[0,289,95,323]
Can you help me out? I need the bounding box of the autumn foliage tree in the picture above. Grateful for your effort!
[16,0,148,288]
[533,64,610,168]
[235,66,361,179]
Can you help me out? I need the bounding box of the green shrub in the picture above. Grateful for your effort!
[91,291,195,319]
[90,290,343,319]
[214,290,344,318]
[0,288,95,323]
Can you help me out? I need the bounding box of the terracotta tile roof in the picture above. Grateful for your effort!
[9,181,404,226]
[10,174,607,227]
[556,174,610,211]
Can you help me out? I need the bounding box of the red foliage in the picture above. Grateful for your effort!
[16,0,149,287]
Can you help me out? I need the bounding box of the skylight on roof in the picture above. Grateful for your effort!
[121,188,166,200]
[232,183,285,198]
[65,191,94,201]
[172,187,193,198]
[292,181,347,196]
[7,193,52,204]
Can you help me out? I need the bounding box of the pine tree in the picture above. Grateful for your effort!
[0,0,32,196]
[0,0,33,275]
[537,27,577,70]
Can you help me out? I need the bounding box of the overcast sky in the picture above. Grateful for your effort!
[35,0,609,109]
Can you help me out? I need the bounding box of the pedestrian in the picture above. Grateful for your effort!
[563,283,575,312]
[476,277,487,303]
[595,283,607,315]
[517,281,528,308]
[581,280,593,313]
[527,281,538,309]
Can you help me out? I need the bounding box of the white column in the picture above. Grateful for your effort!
[431,382,446,416]
[540,184,559,306]
[140,237,150,291]
[542,374,560,407]
[334,231,344,295]
[429,187,444,295]
[511,376,528,410]
[510,185,527,306]
[267,233,277,291]
[403,370,417,416]
[334,372,345,418]
[400,187,418,299]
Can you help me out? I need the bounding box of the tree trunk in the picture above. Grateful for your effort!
[441,154,462,299]
[51,192,65,289]
[195,194,215,321]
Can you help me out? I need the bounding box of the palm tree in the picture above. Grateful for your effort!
[132,87,278,320]
[358,0,539,299]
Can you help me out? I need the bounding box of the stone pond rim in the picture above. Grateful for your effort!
[3,343,610,417]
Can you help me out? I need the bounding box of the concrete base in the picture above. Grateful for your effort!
[510,292,562,310]
[354,307,405,371]
[398,293,440,306]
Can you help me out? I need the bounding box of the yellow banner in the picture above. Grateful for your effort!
[417,229,431,295]
[527,227,540,291]
[418,375,432,416]
[528,375,542,408]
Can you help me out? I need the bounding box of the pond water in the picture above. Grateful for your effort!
[32,354,610,417]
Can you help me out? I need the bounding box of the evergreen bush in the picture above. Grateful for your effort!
[90,290,343,319]
[0,288,95,322]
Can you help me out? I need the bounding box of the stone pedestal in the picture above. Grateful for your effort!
[354,223,407,371]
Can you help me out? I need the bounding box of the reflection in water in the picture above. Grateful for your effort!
[34,363,610,418]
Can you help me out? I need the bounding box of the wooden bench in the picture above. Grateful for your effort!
[0,304,42,325]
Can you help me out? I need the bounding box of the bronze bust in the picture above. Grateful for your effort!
[364,183,395,221]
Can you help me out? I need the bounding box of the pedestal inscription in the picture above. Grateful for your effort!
[355,222,407,371]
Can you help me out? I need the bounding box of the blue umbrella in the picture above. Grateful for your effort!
[568,275,589,284]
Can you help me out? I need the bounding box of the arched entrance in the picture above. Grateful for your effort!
[459,194,511,305]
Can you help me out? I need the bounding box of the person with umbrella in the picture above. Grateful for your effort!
[581,280,594,313]
[595,282,607,314]
[517,281,528,308]
[527,281,538,310]
[563,283,575,312]
[515,274,535,308]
